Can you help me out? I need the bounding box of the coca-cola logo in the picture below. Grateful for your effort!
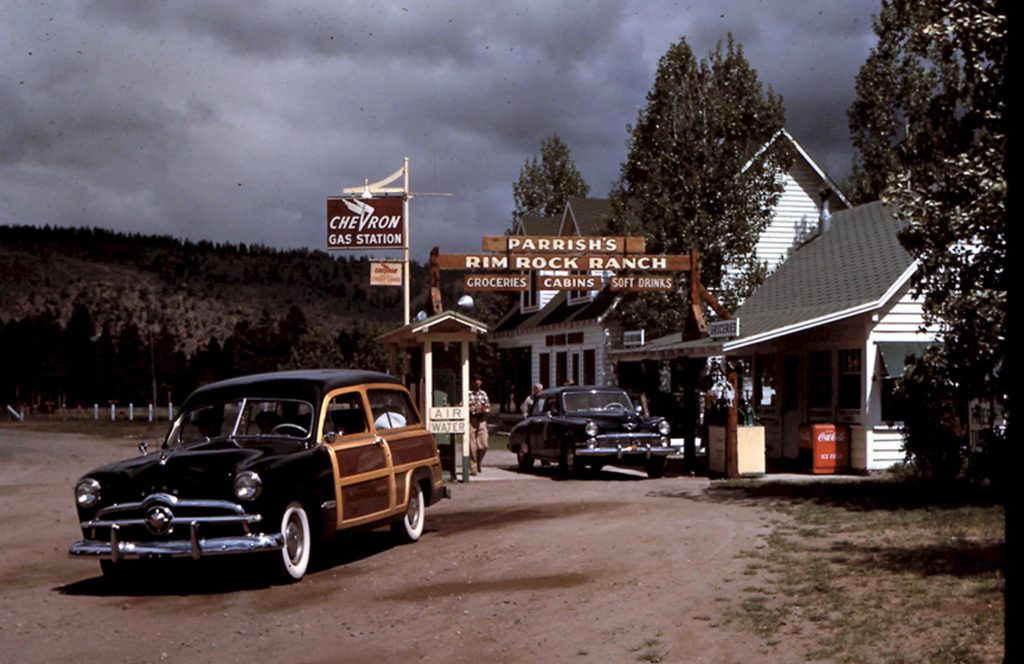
[816,430,847,443]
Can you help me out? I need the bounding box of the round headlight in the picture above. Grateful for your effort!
[234,471,262,501]
[75,478,101,508]
[658,419,671,435]
[584,421,599,437]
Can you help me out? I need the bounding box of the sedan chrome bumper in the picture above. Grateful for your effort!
[69,492,282,561]
[575,446,674,458]
[69,528,284,561]
[575,433,673,460]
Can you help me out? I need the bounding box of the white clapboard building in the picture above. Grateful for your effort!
[492,130,848,402]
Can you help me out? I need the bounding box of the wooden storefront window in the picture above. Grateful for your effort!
[809,351,832,410]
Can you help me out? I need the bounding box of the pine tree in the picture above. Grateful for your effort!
[512,135,590,226]
[609,35,789,337]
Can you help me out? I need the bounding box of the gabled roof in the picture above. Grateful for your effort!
[493,289,620,336]
[616,201,915,359]
[744,128,851,208]
[516,214,560,236]
[724,201,913,350]
[561,198,614,236]
[378,310,489,347]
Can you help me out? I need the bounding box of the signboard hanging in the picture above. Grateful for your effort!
[326,197,405,249]
[436,253,691,271]
[370,261,403,286]
[708,318,740,339]
[463,274,530,291]
[482,235,647,254]
[428,406,466,434]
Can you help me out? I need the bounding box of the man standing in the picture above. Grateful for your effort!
[468,377,490,475]
[520,383,543,415]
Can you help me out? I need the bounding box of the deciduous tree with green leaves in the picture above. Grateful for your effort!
[512,134,590,226]
[608,35,789,337]
[849,0,1006,481]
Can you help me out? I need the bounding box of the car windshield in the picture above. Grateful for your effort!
[168,398,314,447]
[561,390,634,413]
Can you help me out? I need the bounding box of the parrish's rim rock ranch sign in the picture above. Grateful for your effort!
[436,235,693,292]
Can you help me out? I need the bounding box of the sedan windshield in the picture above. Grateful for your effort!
[561,390,634,413]
[169,399,314,447]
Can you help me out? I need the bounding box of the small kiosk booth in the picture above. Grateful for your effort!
[378,311,489,482]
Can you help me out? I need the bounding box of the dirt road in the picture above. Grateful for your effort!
[0,428,793,663]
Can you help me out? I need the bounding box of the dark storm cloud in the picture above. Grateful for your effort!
[2,0,881,258]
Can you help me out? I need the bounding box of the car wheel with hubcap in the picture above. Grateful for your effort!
[558,444,576,478]
[274,501,311,582]
[391,482,425,543]
[516,448,535,471]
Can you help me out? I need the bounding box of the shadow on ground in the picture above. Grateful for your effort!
[56,529,413,597]
[663,478,1004,512]
[831,538,1005,578]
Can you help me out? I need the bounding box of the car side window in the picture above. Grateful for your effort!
[325,392,369,438]
[367,389,420,431]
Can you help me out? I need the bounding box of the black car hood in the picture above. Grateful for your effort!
[567,409,649,428]
[85,438,305,502]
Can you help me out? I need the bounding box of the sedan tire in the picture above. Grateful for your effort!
[558,445,577,479]
[274,501,311,582]
[516,448,535,472]
[391,483,425,544]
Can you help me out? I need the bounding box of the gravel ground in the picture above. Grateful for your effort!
[0,427,799,663]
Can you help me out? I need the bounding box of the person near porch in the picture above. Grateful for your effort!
[468,377,490,475]
[521,383,543,415]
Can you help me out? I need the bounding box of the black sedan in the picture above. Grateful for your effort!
[508,386,672,478]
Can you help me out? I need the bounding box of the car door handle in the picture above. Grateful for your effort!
[375,436,386,446]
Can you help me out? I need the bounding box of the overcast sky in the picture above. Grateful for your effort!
[2,0,881,261]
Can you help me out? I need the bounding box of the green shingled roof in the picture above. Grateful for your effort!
[616,201,916,359]
[563,198,615,235]
[724,201,914,349]
[517,214,560,236]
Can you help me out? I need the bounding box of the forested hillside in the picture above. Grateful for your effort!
[0,225,436,408]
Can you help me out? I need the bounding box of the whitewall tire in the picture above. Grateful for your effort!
[391,483,425,544]
[275,501,311,582]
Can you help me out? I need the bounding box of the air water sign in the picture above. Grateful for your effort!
[428,407,466,434]
[326,197,405,249]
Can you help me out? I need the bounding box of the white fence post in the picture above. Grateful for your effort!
[148,404,154,422]
[168,403,174,422]
[110,404,116,421]
[93,404,99,420]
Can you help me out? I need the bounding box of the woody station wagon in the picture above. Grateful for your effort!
[69,369,448,582]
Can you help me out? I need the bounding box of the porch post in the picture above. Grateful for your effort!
[726,368,739,478]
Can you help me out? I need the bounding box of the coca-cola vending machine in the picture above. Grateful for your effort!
[798,424,850,474]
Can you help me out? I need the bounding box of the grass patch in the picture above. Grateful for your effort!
[708,478,1004,663]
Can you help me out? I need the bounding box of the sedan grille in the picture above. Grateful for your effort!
[83,493,261,543]
[594,432,660,446]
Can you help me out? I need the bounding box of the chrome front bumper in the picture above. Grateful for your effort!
[575,434,673,460]
[69,492,283,562]
[69,528,284,561]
